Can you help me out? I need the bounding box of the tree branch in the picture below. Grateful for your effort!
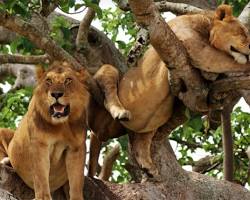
[210,74,250,98]
[0,10,81,69]
[128,0,208,112]
[98,144,120,181]
[127,27,149,67]
[0,10,104,104]
[169,137,202,149]
[0,54,50,64]
[156,1,203,15]
[192,155,221,174]
[41,0,59,17]
[238,1,250,30]
[76,8,96,51]
[118,1,204,15]
[0,64,36,89]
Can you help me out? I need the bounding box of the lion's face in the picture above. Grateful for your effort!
[209,5,250,64]
[34,61,90,124]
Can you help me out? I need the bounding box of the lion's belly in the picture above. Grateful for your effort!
[8,121,68,192]
[119,59,174,133]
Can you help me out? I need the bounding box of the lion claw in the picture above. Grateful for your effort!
[109,105,132,121]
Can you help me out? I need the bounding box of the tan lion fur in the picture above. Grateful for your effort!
[88,4,250,179]
[0,61,90,200]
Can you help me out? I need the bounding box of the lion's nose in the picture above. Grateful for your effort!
[51,91,64,99]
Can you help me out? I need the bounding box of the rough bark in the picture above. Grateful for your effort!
[0,11,82,69]
[118,0,216,13]
[238,1,250,31]
[1,139,250,200]
[98,144,120,181]
[118,0,203,15]
[0,54,50,65]
[221,105,234,182]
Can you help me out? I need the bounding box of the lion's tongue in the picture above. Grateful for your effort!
[53,104,65,113]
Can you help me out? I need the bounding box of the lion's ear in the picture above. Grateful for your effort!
[36,65,45,81]
[214,4,233,21]
[76,68,88,83]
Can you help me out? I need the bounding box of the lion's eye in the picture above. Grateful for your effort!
[46,78,52,86]
[64,78,72,85]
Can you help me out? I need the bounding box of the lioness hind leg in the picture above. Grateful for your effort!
[94,64,131,121]
[88,132,102,177]
[0,128,14,163]
[129,131,159,179]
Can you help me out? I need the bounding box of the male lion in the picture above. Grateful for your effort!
[0,61,89,200]
[88,4,250,179]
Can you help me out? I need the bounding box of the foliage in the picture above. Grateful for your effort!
[170,107,250,186]
[50,16,73,52]
[100,8,137,55]
[0,88,32,130]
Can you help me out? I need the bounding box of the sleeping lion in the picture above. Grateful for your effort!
[88,4,250,179]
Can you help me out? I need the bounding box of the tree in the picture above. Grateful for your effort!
[0,0,250,199]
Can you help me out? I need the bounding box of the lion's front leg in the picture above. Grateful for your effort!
[65,138,86,200]
[94,64,131,121]
[30,141,52,200]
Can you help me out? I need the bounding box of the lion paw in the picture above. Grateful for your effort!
[231,52,247,64]
[141,168,162,183]
[109,105,132,121]
[0,157,10,165]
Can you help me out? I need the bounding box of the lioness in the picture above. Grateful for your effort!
[0,61,89,200]
[88,4,250,179]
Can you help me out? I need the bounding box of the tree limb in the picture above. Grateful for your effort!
[128,0,208,112]
[221,104,234,182]
[127,27,149,67]
[169,137,202,149]
[238,1,250,31]
[192,155,221,174]
[0,54,50,64]
[0,10,104,104]
[210,74,250,99]
[98,144,120,181]
[0,64,36,89]
[0,10,81,69]
[41,0,59,17]
[118,1,205,15]
[76,8,96,51]
[156,1,203,15]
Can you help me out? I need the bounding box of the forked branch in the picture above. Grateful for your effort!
[0,10,82,70]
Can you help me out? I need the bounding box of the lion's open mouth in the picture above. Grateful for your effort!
[49,103,70,118]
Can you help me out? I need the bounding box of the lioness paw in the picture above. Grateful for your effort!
[231,52,247,64]
[109,105,132,121]
[0,157,10,165]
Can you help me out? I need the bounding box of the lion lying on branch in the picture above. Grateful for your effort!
[88,4,250,180]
